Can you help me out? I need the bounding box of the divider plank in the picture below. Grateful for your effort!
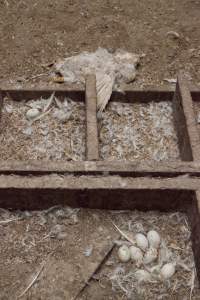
[173,75,200,161]
[85,75,99,160]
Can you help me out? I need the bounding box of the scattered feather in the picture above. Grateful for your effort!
[1,96,85,161]
[54,96,63,109]
[96,73,114,114]
[189,269,195,300]
[0,217,22,225]
[84,245,93,257]
[134,269,152,282]
[163,78,177,84]
[99,101,179,161]
[43,92,55,112]
[166,31,180,39]
[4,104,13,113]
[197,112,200,124]
[22,127,33,136]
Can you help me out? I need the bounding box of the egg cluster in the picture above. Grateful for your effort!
[118,230,175,281]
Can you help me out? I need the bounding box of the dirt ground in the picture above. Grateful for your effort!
[0,208,200,300]
[0,1,200,299]
[0,0,200,88]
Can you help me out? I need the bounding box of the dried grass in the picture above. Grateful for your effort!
[99,101,180,161]
[0,96,85,161]
[17,260,46,298]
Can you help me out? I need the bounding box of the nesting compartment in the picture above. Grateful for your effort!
[99,100,179,161]
[0,91,86,161]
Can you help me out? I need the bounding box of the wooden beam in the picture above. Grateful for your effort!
[0,174,198,190]
[0,160,199,175]
[0,89,3,120]
[187,190,200,281]
[1,85,199,93]
[173,75,200,161]
[0,174,195,210]
[85,74,99,160]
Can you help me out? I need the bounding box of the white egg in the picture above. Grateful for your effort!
[26,108,40,120]
[147,230,161,249]
[135,233,148,251]
[143,247,158,265]
[118,245,130,262]
[129,246,143,267]
[160,263,175,280]
[135,270,152,282]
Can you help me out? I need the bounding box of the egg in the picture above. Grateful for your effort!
[118,245,130,262]
[143,247,158,265]
[147,230,161,249]
[135,233,148,251]
[160,263,175,280]
[26,108,40,120]
[129,246,143,267]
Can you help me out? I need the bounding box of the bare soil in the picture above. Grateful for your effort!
[0,0,200,88]
[0,208,199,300]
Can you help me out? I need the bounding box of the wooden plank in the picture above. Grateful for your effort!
[0,160,200,176]
[0,89,3,120]
[173,75,200,161]
[3,90,84,102]
[1,86,200,104]
[1,85,199,94]
[187,190,200,281]
[0,174,195,210]
[85,74,99,160]
[0,174,198,190]
[173,76,193,160]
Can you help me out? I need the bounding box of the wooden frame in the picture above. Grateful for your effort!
[0,75,200,279]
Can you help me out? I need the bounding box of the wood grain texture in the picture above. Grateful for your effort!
[0,160,200,176]
[85,74,99,160]
[173,76,200,161]
[187,190,200,281]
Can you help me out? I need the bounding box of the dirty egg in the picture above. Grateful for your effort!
[147,230,161,249]
[118,245,130,262]
[135,233,148,251]
[143,247,158,265]
[129,246,143,267]
[160,263,176,280]
[26,108,40,120]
